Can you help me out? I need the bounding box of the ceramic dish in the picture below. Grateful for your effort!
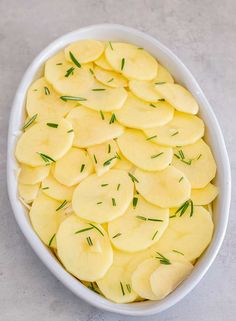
[7,24,231,316]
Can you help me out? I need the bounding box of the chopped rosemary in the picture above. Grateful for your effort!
[103,156,117,166]
[108,41,113,50]
[37,153,55,163]
[197,154,202,160]
[121,58,125,71]
[42,187,49,190]
[22,114,38,130]
[117,184,121,191]
[146,135,157,141]
[175,199,194,217]
[126,284,131,293]
[136,216,163,222]
[44,86,50,95]
[120,282,125,296]
[108,144,111,153]
[107,78,114,83]
[67,129,74,133]
[156,252,171,265]
[56,200,68,211]
[112,198,116,206]
[48,233,56,247]
[89,68,94,75]
[80,164,85,172]
[92,88,106,91]
[65,67,75,77]
[174,150,192,165]
[112,232,122,239]
[101,184,108,187]
[88,282,100,294]
[179,176,184,182]
[99,110,105,120]
[93,154,97,164]
[137,47,143,50]
[152,230,158,240]
[60,95,87,102]
[115,152,121,160]
[133,197,138,208]
[69,51,81,68]
[172,249,184,256]
[158,98,165,101]
[97,201,103,205]
[56,63,63,65]
[88,223,104,236]
[109,113,116,124]
[47,123,58,128]
[151,152,164,159]
[155,82,166,85]
[75,227,94,234]
[128,172,139,183]
[86,236,93,246]
[169,214,177,218]
[171,131,179,136]
[150,103,157,108]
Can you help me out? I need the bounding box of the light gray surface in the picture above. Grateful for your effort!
[0,0,235,320]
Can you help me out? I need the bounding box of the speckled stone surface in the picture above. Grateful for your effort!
[0,0,235,320]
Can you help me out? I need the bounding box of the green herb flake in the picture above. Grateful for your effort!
[99,110,105,120]
[97,201,103,205]
[88,223,104,236]
[109,113,116,124]
[112,232,122,239]
[158,98,165,101]
[197,154,202,160]
[137,47,143,50]
[93,154,98,164]
[37,152,55,163]
[75,227,94,234]
[60,96,87,102]
[47,123,58,128]
[103,156,117,166]
[67,129,74,133]
[152,230,158,240]
[179,176,184,183]
[44,86,50,95]
[22,114,38,130]
[120,281,125,296]
[171,131,179,136]
[150,103,157,108]
[175,199,194,217]
[86,236,93,246]
[42,187,49,190]
[92,88,106,91]
[128,172,139,183]
[108,144,111,153]
[101,184,108,187]
[136,216,163,222]
[121,58,125,71]
[172,249,184,256]
[80,164,85,172]
[133,197,138,209]
[65,67,75,77]
[48,233,56,247]
[112,198,116,206]
[108,41,113,50]
[56,63,63,65]
[107,78,114,83]
[151,152,164,159]
[88,282,100,294]
[126,284,131,293]
[155,82,166,85]
[56,200,68,211]
[156,252,171,265]
[117,183,121,191]
[89,68,94,75]
[146,135,157,141]
[69,51,81,68]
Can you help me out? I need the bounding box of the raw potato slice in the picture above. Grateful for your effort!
[115,93,174,129]
[94,66,128,88]
[113,154,134,172]
[155,64,174,84]
[18,164,50,184]
[18,183,40,203]
[155,83,199,114]
[65,40,104,64]
[66,106,124,148]
[72,169,133,223]
[42,173,75,201]
[150,261,193,300]
[105,42,158,80]
[132,258,160,300]
[29,192,69,246]
[108,196,169,252]
[15,119,74,166]
[26,78,76,121]
[95,53,113,70]
[117,129,173,171]
[54,147,94,186]
[97,250,138,303]
[56,215,113,281]
[153,206,214,261]
[129,79,163,102]
[143,111,205,147]
[87,140,119,176]
[172,139,217,188]
[191,183,218,205]
[135,166,191,208]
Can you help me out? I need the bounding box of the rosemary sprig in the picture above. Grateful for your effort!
[172,249,184,256]
[175,199,194,217]
[37,153,55,163]
[121,58,125,71]
[132,197,138,208]
[109,113,116,124]
[100,110,105,120]
[93,154,97,164]
[136,216,163,222]
[156,252,171,265]
[120,282,125,296]
[56,200,68,211]
[92,88,106,91]
[107,78,114,83]
[22,114,38,130]
[117,183,121,191]
[86,236,93,246]
[146,135,157,141]
[47,123,58,128]
[128,172,139,183]
[151,152,164,159]
[112,232,122,239]
[69,51,81,68]
[103,156,117,166]
[88,282,100,294]
[48,233,56,247]
[75,227,94,234]
[65,67,75,77]
[60,95,87,102]
[44,86,50,95]
[89,223,104,236]
[152,230,158,240]
[80,164,85,172]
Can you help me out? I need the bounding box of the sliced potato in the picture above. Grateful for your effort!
[143,111,205,147]
[153,206,214,261]
[26,77,76,121]
[115,93,174,129]
[29,192,69,246]
[18,164,50,184]
[172,139,217,188]
[65,40,104,64]
[72,169,133,223]
[155,64,174,84]
[97,250,138,303]
[94,66,128,88]
[108,196,169,252]
[54,147,94,186]
[15,119,74,166]
[66,106,124,148]
[18,182,40,204]
[105,42,158,80]
[42,173,75,201]
[191,183,218,205]
[155,83,199,114]
[87,140,119,176]
[113,154,134,172]
[95,53,113,70]
[117,129,173,171]
[135,166,191,208]
[56,215,113,281]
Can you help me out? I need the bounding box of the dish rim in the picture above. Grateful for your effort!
[7,23,231,316]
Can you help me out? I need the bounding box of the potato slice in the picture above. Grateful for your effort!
[191,183,218,205]
[72,169,134,223]
[15,119,74,166]
[97,250,138,303]
[153,206,214,261]
[26,78,76,121]
[65,40,104,64]
[54,147,93,186]
[94,66,128,88]
[172,139,217,188]
[56,215,113,281]
[150,260,193,300]
[29,192,69,246]
[18,182,40,204]
[66,106,124,148]
[18,164,50,184]
[135,166,191,208]
[42,173,75,201]
[143,111,204,147]
[105,42,158,80]
[108,196,169,252]
[155,64,174,84]
[117,129,173,171]
[113,154,134,172]
[155,83,199,114]
[95,53,113,70]
[87,140,119,176]
[129,79,163,102]
[115,93,174,129]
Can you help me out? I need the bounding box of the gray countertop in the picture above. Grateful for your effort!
[0,1,235,320]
